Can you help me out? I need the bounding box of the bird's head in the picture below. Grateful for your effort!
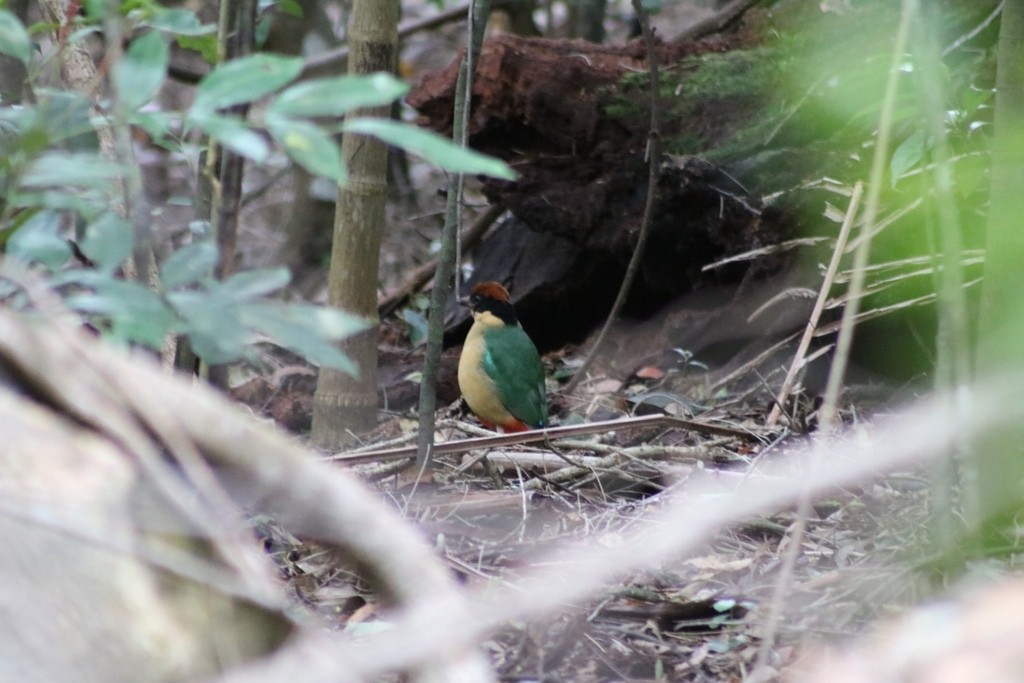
[462,281,518,326]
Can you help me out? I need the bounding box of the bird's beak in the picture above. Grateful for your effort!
[457,296,471,308]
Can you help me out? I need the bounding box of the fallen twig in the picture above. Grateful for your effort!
[519,444,708,490]
[766,181,863,427]
[326,414,759,465]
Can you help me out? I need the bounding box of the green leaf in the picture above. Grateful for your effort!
[160,241,218,289]
[176,33,218,63]
[21,152,125,189]
[0,10,31,65]
[219,267,291,301]
[400,308,428,346]
[81,0,104,20]
[80,213,133,273]
[113,31,169,112]
[269,73,408,118]
[190,112,269,161]
[49,267,107,289]
[191,53,303,114]
[10,189,109,217]
[0,207,36,250]
[239,302,368,373]
[144,8,216,36]
[255,14,272,49]
[67,279,176,348]
[168,290,249,364]
[342,118,516,180]
[7,210,71,269]
[128,109,174,147]
[277,0,304,18]
[712,598,737,613]
[267,115,344,181]
[34,91,96,147]
[890,128,926,186]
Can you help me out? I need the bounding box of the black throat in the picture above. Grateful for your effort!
[477,297,519,326]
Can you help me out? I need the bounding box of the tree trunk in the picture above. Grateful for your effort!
[311,0,399,446]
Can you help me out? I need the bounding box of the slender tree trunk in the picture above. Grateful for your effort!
[972,0,1024,537]
[311,0,399,446]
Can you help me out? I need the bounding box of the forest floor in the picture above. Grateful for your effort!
[259,383,936,682]
[201,3,978,680]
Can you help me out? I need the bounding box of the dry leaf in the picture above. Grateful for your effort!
[635,366,666,380]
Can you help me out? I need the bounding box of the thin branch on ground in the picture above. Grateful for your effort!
[518,442,715,490]
[332,414,758,465]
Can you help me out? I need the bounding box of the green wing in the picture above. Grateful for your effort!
[481,325,547,427]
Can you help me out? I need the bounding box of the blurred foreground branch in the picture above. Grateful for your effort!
[0,300,492,683]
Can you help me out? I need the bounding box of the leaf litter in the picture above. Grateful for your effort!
[249,365,938,682]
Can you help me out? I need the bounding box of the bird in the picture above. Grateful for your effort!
[457,281,547,432]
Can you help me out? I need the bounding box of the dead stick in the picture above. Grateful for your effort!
[325,414,758,464]
[766,182,863,427]
[378,203,504,317]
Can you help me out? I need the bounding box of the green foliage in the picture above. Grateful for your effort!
[113,30,169,112]
[0,4,521,374]
[261,0,304,19]
[29,232,371,370]
[0,9,32,64]
[266,116,344,181]
[890,128,926,186]
[399,293,431,346]
[142,7,217,36]
[80,213,134,273]
[7,210,71,269]
[604,46,788,162]
[268,74,409,118]
[343,118,517,180]
[191,54,306,115]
